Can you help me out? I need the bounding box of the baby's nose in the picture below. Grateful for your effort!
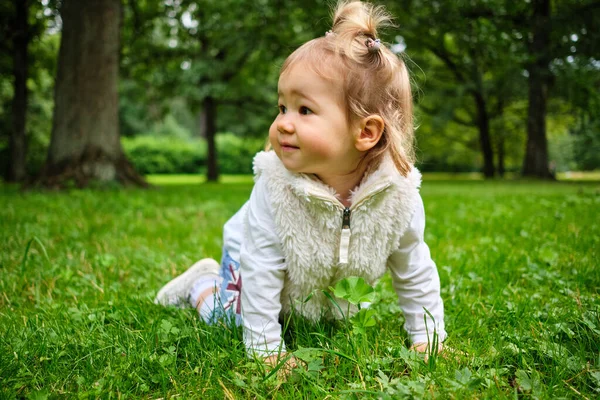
[277,116,295,134]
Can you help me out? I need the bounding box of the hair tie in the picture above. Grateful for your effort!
[365,38,381,52]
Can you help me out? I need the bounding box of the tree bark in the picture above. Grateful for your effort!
[495,100,505,178]
[37,0,146,188]
[197,108,207,138]
[8,0,29,183]
[497,135,505,178]
[473,92,495,178]
[204,96,219,182]
[522,0,554,179]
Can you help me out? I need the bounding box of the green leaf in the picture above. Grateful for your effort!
[294,347,321,363]
[516,369,541,394]
[307,358,324,373]
[159,319,173,334]
[27,389,49,400]
[351,308,378,335]
[232,377,247,388]
[331,277,377,305]
[539,245,559,266]
[455,367,472,385]
[590,371,600,389]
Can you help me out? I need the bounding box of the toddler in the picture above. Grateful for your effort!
[155,0,446,369]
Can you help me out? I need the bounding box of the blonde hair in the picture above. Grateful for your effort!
[277,0,414,176]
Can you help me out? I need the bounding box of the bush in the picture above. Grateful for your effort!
[0,128,50,178]
[216,133,266,174]
[572,125,600,171]
[122,136,206,175]
[122,133,266,175]
[3,132,266,178]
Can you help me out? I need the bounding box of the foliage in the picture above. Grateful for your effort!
[572,123,600,171]
[1,179,599,397]
[391,0,600,175]
[216,133,266,175]
[389,0,528,176]
[121,133,265,175]
[0,3,59,179]
[2,0,599,183]
[119,0,326,139]
[121,135,206,175]
[330,277,379,336]
[331,277,378,306]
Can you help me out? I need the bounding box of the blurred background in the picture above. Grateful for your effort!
[1,0,599,186]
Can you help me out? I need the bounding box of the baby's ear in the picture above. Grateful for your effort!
[355,115,384,152]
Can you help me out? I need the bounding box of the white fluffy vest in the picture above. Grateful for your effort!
[253,151,422,321]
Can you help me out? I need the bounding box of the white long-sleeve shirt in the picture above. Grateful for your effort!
[225,174,446,357]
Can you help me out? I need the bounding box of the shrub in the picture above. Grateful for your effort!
[2,132,266,178]
[572,125,600,171]
[122,136,206,175]
[0,128,50,178]
[216,133,266,174]
[121,133,266,175]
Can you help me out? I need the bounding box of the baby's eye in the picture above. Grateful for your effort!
[278,105,287,114]
[299,106,313,115]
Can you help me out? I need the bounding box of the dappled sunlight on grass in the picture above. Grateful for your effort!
[558,170,600,181]
[421,172,485,180]
[146,174,254,185]
[422,170,600,182]
[145,171,600,187]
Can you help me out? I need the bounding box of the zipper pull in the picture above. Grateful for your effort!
[339,207,351,264]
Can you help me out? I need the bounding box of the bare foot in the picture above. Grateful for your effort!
[410,342,444,361]
[264,353,298,379]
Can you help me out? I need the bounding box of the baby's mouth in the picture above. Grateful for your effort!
[280,143,299,151]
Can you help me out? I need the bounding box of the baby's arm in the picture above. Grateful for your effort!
[239,178,287,358]
[387,195,446,349]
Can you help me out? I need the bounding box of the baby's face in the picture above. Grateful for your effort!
[269,63,362,179]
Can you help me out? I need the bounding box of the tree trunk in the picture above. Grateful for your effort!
[8,0,29,183]
[37,0,146,188]
[197,108,207,138]
[522,0,554,179]
[204,96,219,182]
[473,92,495,178]
[495,100,505,178]
[497,135,505,178]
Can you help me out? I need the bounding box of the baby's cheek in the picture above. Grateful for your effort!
[309,136,339,158]
[268,123,281,156]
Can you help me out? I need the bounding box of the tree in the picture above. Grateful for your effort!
[1,0,51,182]
[37,0,145,188]
[392,0,526,178]
[522,0,554,178]
[120,0,328,181]
[6,0,30,182]
[393,0,600,178]
[523,0,600,176]
[479,0,600,178]
[164,0,325,181]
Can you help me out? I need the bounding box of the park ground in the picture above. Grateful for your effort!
[1,175,599,398]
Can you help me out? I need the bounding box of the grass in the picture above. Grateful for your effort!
[146,174,254,186]
[1,177,599,399]
[143,170,600,185]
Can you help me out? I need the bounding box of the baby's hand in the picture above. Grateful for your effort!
[410,342,444,361]
[263,353,298,379]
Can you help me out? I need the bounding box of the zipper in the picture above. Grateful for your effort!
[339,208,351,264]
[306,181,392,264]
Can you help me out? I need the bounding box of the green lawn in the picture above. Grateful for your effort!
[1,178,599,398]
